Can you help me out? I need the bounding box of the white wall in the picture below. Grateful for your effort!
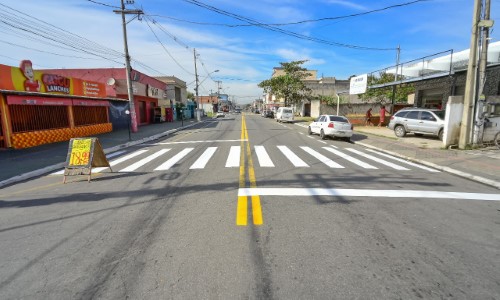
[444,96,464,147]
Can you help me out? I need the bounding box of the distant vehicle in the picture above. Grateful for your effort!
[276,107,294,123]
[265,111,274,118]
[216,111,225,118]
[234,108,241,114]
[387,108,445,140]
[254,109,260,114]
[308,115,353,142]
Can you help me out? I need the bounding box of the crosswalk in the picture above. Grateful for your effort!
[52,144,440,175]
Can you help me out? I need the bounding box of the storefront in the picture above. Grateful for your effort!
[0,60,115,149]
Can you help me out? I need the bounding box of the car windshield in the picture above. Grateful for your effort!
[328,115,348,123]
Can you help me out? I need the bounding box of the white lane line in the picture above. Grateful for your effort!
[238,188,500,201]
[120,149,170,172]
[155,148,194,171]
[364,149,440,172]
[346,148,410,170]
[323,147,378,169]
[51,150,130,175]
[156,139,247,145]
[190,147,217,169]
[307,136,315,139]
[277,146,309,167]
[319,141,327,144]
[226,146,241,167]
[255,145,274,167]
[301,146,344,168]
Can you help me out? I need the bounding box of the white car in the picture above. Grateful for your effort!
[308,115,353,142]
[216,111,225,118]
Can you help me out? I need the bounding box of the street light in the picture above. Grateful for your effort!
[335,91,348,116]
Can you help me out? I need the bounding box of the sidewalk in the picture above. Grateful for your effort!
[0,118,203,187]
[352,126,500,189]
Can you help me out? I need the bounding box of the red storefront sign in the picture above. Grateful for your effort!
[7,95,72,106]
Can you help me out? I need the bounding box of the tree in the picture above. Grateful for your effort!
[187,91,195,101]
[258,60,312,107]
[359,72,415,104]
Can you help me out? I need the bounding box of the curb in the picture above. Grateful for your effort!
[0,122,200,189]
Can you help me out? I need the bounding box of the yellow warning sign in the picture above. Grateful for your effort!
[63,137,111,183]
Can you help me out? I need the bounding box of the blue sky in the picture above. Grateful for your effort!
[0,0,497,104]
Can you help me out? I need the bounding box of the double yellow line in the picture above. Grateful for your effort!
[236,114,263,226]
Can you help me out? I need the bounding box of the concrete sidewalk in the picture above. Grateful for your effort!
[352,126,500,189]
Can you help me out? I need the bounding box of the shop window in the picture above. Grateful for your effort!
[73,106,108,126]
[9,105,69,133]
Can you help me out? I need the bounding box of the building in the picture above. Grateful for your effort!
[0,61,170,149]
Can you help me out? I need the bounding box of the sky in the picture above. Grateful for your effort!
[0,0,498,104]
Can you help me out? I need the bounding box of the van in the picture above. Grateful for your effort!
[276,107,294,123]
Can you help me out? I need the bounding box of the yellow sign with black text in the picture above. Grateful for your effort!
[63,138,111,183]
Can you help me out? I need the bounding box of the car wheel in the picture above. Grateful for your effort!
[308,127,312,135]
[320,129,326,140]
[345,137,351,142]
[438,129,444,141]
[394,125,406,137]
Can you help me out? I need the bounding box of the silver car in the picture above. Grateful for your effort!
[387,108,445,140]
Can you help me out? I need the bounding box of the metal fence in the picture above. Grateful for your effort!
[73,106,108,126]
[368,50,454,88]
[9,105,69,133]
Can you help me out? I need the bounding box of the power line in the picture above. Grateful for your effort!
[149,0,431,28]
[181,0,396,51]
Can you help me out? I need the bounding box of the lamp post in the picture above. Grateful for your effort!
[125,109,131,141]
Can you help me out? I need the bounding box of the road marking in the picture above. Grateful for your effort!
[155,148,194,171]
[255,145,274,167]
[364,148,440,172]
[301,146,344,168]
[226,146,241,167]
[51,150,129,175]
[346,148,410,170]
[120,149,170,172]
[190,147,217,169]
[238,188,500,201]
[322,147,378,169]
[156,139,247,145]
[277,146,309,167]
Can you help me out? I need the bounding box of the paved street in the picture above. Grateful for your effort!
[1,114,499,299]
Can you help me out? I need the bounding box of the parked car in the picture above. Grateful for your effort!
[387,108,445,140]
[276,107,294,123]
[216,111,225,118]
[265,111,274,118]
[308,115,353,141]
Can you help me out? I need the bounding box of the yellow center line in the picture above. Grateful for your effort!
[236,114,263,226]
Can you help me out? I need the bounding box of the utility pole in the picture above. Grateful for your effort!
[473,0,493,145]
[459,0,482,149]
[391,45,400,114]
[193,48,201,121]
[114,0,142,133]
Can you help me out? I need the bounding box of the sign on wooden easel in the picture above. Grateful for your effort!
[63,138,112,183]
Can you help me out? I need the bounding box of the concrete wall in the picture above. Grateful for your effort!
[443,96,464,147]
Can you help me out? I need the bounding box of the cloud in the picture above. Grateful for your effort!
[324,0,367,10]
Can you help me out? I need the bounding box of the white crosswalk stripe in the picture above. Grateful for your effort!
[364,148,440,172]
[190,147,217,169]
[226,146,241,167]
[345,148,410,170]
[277,145,309,167]
[301,146,344,168]
[255,145,274,167]
[323,147,378,169]
[155,148,194,171]
[94,150,148,173]
[120,149,170,172]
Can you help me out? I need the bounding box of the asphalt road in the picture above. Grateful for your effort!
[0,113,499,299]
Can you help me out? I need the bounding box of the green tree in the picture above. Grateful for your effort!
[258,60,312,107]
[359,72,414,104]
[187,91,195,101]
